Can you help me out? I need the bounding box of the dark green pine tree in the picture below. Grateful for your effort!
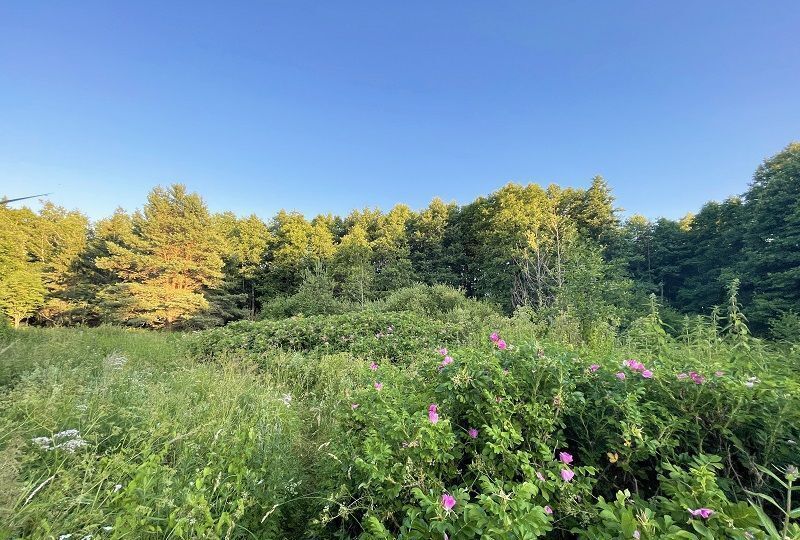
[577,175,620,247]
[677,198,745,313]
[741,143,800,330]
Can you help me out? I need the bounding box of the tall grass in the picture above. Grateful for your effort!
[0,327,311,539]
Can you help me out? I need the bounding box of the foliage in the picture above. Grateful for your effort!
[2,143,799,336]
[0,328,307,539]
[190,310,472,363]
[2,299,799,538]
[95,185,225,329]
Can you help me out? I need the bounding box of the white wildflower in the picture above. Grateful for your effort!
[102,527,113,532]
[38,429,89,453]
[114,484,123,492]
[31,436,52,450]
[282,393,292,407]
[58,535,72,540]
[57,438,88,453]
[54,429,80,440]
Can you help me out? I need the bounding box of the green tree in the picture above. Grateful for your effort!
[575,175,620,246]
[372,204,415,295]
[71,209,136,324]
[408,198,462,287]
[0,205,45,327]
[0,266,45,328]
[96,184,224,329]
[742,143,800,330]
[29,203,89,324]
[333,222,373,304]
[261,210,314,297]
[214,213,271,317]
[678,198,745,313]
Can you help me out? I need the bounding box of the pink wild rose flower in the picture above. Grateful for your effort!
[369,362,378,371]
[441,493,456,512]
[616,372,626,380]
[560,469,575,482]
[559,451,573,465]
[689,371,705,385]
[624,359,646,372]
[428,404,439,423]
[589,364,600,372]
[496,339,507,350]
[468,428,479,439]
[689,508,714,519]
[490,332,500,342]
[374,382,383,391]
[544,505,553,515]
[641,369,653,379]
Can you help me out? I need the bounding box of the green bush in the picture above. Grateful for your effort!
[190,310,473,363]
[314,332,799,538]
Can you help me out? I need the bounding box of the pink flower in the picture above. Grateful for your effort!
[589,364,600,372]
[559,451,573,465]
[688,508,713,519]
[496,339,507,350]
[438,348,448,356]
[374,382,383,391]
[544,505,553,515]
[633,531,640,539]
[714,371,724,377]
[441,356,453,367]
[560,469,575,482]
[428,403,439,423]
[536,471,545,481]
[689,371,705,385]
[490,332,500,342]
[677,373,689,380]
[441,493,456,512]
[351,403,359,410]
[468,428,478,439]
[641,369,653,379]
[624,359,645,372]
[369,362,378,371]
[616,372,626,380]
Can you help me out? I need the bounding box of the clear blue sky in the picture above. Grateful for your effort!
[1,1,799,222]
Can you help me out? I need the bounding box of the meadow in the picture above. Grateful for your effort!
[1,286,798,539]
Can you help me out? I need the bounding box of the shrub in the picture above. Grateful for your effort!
[313,331,798,538]
[190,310,472,364]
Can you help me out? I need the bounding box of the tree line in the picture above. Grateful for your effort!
[1,143,798,336]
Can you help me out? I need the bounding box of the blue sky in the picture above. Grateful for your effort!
[1,1,799,221]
